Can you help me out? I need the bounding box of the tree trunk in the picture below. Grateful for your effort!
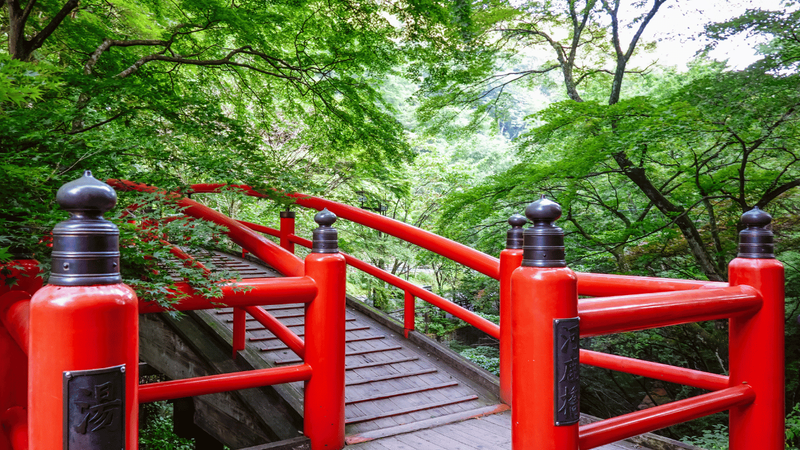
[614,155,725,281]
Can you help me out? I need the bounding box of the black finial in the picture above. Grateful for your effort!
[506,214,526,249]
[49,171,122,286]
[521,196,565,267]
[738,206,774,259]
[280,205,295,219]
[56,170,117,214]
[312,208,338,253]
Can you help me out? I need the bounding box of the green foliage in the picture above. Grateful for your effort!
[0,55,60,107]
[682,423,729,450]
[114,191,245,311]
[457,345,500,376]
[788,403,800,449]
[139,402,193,450]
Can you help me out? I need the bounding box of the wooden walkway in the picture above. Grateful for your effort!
[189,252,662,450]
[346,410,641,450]
[198,252,502,439]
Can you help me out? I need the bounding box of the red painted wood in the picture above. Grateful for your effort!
[303,251,347,450]
[579,349,728,391]
[499,248,523,406]
[29,283,139,450]
[139,364,312,403]
[511,265,579,450]
[729,258,785,450]
[580,385,754,449]
[578,285,761,337]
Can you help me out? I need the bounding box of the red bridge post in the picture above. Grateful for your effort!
[510,197,578,450]
[728,207,785,450]
[0,259,41,450]
[303,209,346,450]
[280,209,296,254]
[499,214,525,406]
[28,171,139,450]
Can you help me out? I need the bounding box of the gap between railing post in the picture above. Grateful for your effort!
[280,209,296,254]
[728,207,785,450]
[403,290,415,338]
[511,197,578,450]
[499,214,525,406]
[303,209,346,450]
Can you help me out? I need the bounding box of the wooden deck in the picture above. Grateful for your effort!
[346,410,641,450]
[188,252,666,450]
[199,252,502,439]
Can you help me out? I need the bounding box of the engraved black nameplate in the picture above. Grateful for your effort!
[63,364,126,450]
[554,318,579,426]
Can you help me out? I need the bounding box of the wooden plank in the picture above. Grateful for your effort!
[346,357,419,371]
[344,405,509,445]
[261,335,385,352]
[275,346,404,365]
[345,395,479,425]
[346,381,458,405]
[345,368,438,386]
[249,325,370,342]
[246,317,354,331]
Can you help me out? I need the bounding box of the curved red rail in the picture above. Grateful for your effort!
[240,221,500,339]
[108,180,304,277]
[189,183,501,279]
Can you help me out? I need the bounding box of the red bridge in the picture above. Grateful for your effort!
[0,171,785,449]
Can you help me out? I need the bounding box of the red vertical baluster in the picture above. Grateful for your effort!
[232,307,246,358]
[280,209,296,254]
[403,291,415,338]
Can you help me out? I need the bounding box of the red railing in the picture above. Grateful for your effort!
[1,176,784,450]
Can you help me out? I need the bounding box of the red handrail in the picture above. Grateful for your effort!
[189,184,501,279]
[239,220,501,339]
[579,385,755,449]
[579,349,729,391]
[138,277,318,313]
[108,180,305,277]
[578,285,762,337]
[139,363,313,403]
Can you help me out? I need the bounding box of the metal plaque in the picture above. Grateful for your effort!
[554,318,580,426]
[63,364,126,450]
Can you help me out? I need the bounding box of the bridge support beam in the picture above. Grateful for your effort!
[728,207,785,450]
[303,209,346,450]
[511,197,578,450]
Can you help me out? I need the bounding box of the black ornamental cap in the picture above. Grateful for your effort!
[738,207,774,259]
[49,170,122,286]
[312,209,338,253]
[506,214,526,249]
[522,196,565,267]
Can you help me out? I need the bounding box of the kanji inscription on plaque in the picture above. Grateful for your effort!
[554,318,580,426]
[63,364,125,449]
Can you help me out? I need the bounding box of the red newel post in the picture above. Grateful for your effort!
[728,207,784,450]
[232,306,247,358]
[511,197,578,450]
[280,209,296,254]
[403,291,415,338]
[28,171,139,450]
[499,214,525,406]
[0,258,41,450]
[303,209,346,450]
